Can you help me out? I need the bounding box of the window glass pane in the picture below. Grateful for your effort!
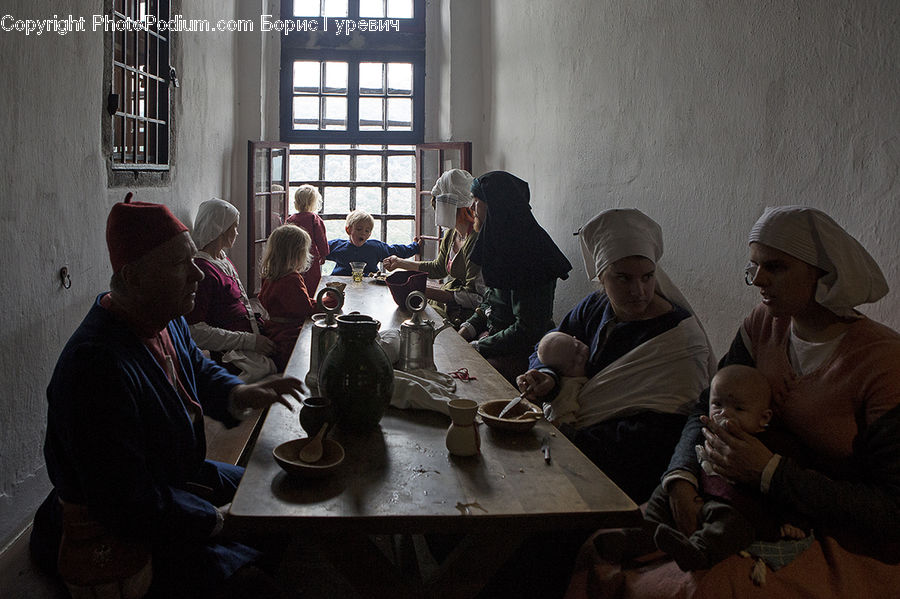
[323,0,348,17]
[372,218,384,241]
[359,0,385,18]
[387,98,412,131]
[254,201,268,239]
[293,61,321,93]
[323,96,347,130]
[323,187,350,213]
[386,219,415,244]
[387,155,415,182]
[358,144,384,151]
[359,62,384,95]
[324,220,346,243]
[359,98,385,130]
[293,0,319,16]
[387,63,412,95]
[356,156,382,181]
[271,151,285,185]
[293,97,320,129]
[387,0,414,19]
[323,61,348,94]
[324,154,350,180]
[291,154,320,181]
[356,187,382,214]
[387,187,414,214]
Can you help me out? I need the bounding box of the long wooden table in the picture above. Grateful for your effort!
[229,276,641,597]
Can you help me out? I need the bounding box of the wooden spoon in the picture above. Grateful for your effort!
[299,424,327,463]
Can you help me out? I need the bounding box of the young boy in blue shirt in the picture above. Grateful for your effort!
[328,210,419,275]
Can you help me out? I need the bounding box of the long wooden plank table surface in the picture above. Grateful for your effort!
[229,275,641,597]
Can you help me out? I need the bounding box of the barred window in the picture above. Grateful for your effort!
[108,0,172,170]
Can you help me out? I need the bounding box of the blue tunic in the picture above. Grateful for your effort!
[33,294,258,595]
[327,238,419,275]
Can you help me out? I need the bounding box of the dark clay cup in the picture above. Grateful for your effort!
[299,396,335,436]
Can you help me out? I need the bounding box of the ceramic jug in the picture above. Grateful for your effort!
[318,313,395,432]
[305,287,344,391]
[445,399,480,457]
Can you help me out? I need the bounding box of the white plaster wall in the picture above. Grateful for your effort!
[428,0,484,165]
[0,0,245,547]
[478,0,900,357]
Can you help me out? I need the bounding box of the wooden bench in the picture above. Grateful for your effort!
[0,409,268,597]
[203,407,267,467]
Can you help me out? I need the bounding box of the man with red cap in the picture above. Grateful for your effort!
[31,194,303,598]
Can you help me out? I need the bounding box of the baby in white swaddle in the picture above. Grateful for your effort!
[537,331,590,425]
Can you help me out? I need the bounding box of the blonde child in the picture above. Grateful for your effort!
[286,184,329,294]
[327,210,419,276]
[258,225,318,371]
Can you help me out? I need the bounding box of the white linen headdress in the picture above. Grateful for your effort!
[432,169,474,228]
[579,208,663,281]
[748,206,888,318]
[192,198,240,251]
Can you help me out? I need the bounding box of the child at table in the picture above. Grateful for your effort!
[258,224,319,371]
[535,331,589,425]
[327,210,419,276]
[286,184,329,294]
[595,365,808,571]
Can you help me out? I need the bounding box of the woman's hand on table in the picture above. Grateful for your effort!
[516,369,554,401]
[667,480,704,536]
[230,376,305,411]
[701,415,773,485]
[254,334,277,356]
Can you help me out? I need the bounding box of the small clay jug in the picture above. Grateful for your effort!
[445,399,480,457]
[299,396,335,436]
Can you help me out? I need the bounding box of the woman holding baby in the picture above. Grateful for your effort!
[566,206,900,598]
[518,208,715,503]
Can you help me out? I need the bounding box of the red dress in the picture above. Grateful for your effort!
[258,272,318,371]
[286,212,329,295]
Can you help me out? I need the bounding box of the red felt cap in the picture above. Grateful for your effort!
[106,192,189,273]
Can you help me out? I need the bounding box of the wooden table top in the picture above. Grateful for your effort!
[229,276,641,535]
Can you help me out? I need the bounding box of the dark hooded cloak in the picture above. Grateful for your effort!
[470,171,572,289]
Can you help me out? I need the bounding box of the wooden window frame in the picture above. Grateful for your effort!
[279,0,425,145]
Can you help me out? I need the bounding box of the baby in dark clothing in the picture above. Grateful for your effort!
[596,364,806,571]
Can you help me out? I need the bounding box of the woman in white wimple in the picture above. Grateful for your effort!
[185,198,277,383]
[518,208,715,503]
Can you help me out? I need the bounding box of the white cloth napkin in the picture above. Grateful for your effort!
[389,369,458,416]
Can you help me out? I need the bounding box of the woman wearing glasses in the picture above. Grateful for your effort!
[575,206,900,598]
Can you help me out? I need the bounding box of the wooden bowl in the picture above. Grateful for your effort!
[478,399,543,433]
[273,438,345,478]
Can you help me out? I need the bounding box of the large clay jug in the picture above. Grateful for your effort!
[318,314,395,432]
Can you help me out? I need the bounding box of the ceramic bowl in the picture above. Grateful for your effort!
[478,399,543,433]
[273,438,345,478]
[325,281,347,294]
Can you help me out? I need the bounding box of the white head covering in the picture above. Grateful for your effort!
[579,207,716,375]
[432,169,474,228]
[748,206,888,317]
[579,208,663,281]
[192,198,240,251]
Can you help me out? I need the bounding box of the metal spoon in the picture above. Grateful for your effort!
[299,424,327,463]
